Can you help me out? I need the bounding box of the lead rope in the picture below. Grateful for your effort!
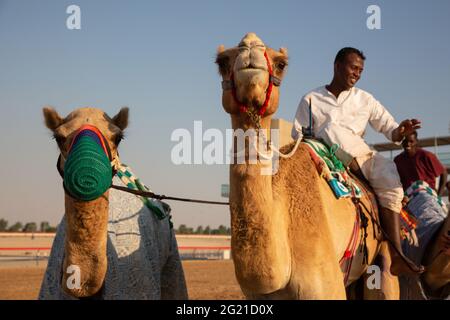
[110,159,229,206]
[110,184,230,206]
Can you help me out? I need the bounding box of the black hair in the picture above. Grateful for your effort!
[334,47,366,64]
[409,130,418,139]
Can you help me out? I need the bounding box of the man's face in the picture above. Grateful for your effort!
[402,133,418,156]
[335,52,364,90]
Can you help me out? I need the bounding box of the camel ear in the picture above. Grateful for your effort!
[217,45,225,54]
[215,50,230,76]
[112,107,129,131]
[43,106,63,131]
[279,47,288,58]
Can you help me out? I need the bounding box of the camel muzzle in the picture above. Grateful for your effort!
[62,125,113,201]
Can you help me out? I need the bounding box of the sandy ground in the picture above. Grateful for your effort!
[0,260,245,300]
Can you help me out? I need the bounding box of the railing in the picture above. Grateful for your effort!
[0,246,232,264]
[438,152,450,168]
[0,247,51,266]
[176,246,231,260]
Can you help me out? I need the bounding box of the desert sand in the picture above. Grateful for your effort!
[0,260,245,300]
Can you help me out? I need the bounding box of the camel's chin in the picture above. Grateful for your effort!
[234,71,268,105]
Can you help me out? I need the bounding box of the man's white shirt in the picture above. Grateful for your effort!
[291,86,400,164]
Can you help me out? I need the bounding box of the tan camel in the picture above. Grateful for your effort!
[215,33,399,299]
[43,107,125,297]
[42,107,187,299]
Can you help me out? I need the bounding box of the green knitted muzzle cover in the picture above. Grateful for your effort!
[63,134,112,201]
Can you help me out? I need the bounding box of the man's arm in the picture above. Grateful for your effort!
[437,170,447,197]
[425,152,447,195]
[447,181,450,203]
[367,96,421,143]
[368,97,400,142]
[291,96,311,141]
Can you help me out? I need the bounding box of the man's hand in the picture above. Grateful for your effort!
[392,119,421,142]
[401,196,409,207]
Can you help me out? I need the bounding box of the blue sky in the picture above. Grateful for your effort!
[0,0,449,228]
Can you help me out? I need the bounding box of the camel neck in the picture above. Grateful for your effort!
[227,114,291,294]
[62,192,110,297]
[64,194,110,242]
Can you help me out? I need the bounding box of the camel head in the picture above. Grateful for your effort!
[43,106,128,298]
[43,107,128,174]
[215,33,288,127]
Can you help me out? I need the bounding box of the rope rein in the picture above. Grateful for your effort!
[110,184,230,206]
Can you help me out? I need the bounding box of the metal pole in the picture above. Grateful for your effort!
[434,135,438,155]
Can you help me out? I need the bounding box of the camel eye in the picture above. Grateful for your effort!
[114,133,124,146]
[53,134,66,146]
[276,62,286,71]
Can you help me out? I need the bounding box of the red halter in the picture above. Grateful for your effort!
[229,51,275,117]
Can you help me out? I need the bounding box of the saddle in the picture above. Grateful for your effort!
[303,139,383,285]
[304,139,382,239]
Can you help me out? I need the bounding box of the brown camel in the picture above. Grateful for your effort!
[422,216,450,297]
[215,33,399,299]
[42,107,187,299]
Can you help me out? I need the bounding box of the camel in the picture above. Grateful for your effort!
[422,216,450,298]
[402,214,450,299]
[40,107,188,299]
[215,33,399,299]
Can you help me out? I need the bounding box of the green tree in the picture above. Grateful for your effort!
[217,225,228,235]
[195,226,204,234]
[23,222,37,233]
[46,226,57,233]
[203,225,211,235]
[40,221,50,232]
[8,222,23,232]
[0,219,8,232]
[177,224,188,234]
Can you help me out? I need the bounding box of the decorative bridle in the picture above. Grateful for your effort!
[221,47,303,160]
[221,50,282,129]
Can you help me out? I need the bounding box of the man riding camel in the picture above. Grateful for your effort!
[291,47,424,275]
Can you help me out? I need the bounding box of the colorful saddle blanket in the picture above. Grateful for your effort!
[303,139,362,199]
[400,180,448,241]
[405,180,448,212]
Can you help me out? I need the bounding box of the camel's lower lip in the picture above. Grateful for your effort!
[238,67,266,72]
